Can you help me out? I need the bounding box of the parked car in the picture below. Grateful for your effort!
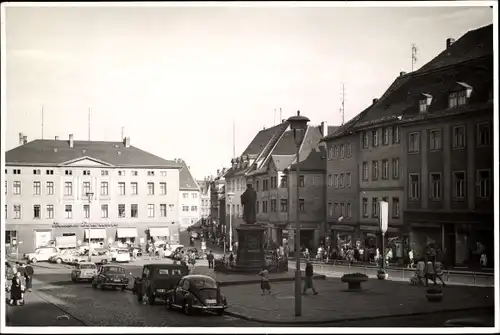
[129,245,143,257]
[63,250,82,264]
[91,265,130,291]
[165,245,185,258]
[115,249,131,263]
[24,247,59,264]
[76,249,111,264]
[71,262,98,282]
[165,275,227,316]
[50,249,76,264]
[133,263,189,305]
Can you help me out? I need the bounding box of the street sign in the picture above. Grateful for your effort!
[379,201,388,234]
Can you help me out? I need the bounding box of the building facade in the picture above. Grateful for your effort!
[5,135,181,255]
[197,178,211,222]
[177,159,201,231]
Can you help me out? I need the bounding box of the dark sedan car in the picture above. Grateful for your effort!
[165,275,227,316]
[91,265,130,291]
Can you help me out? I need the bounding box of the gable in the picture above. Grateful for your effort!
[61,157,113,167]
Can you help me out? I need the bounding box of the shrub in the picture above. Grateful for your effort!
[342,273,368,279]
[377,269,387,275]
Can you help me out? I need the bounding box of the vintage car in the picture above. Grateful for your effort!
[50,249,76,264]
[91,265,130,291]
[115,249,131,263]
[165,275,227,316]
[63,250,82,264]
[24,247,60,264]
[71,262,98,282]
[76,249,112,264]
[164,244,184,258]
[170,247,201,261]
[133,263,189,305]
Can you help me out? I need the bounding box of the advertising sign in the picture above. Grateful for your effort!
[379,201,388,234]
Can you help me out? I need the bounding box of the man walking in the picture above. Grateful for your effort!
[207,250,214,269]
[302,260,318,295]
[23,263,34,292]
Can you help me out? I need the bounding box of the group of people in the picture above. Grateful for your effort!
[5,261,34,306]
[257,259,318,296]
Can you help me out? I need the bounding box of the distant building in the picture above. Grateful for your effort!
[197,178,211,222]
[176,159,201,231]
[5,134,181,255]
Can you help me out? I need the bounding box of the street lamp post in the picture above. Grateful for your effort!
[227,192,234,252]
[287,110,310,317]
[86,192,94,262]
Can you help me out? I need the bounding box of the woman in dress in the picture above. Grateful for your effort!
[258,266,271,295]
[10,272,24,306]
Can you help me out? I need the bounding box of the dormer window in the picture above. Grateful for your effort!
[419,93,433,113]
[457,90,467,106]
[450,82,473,108]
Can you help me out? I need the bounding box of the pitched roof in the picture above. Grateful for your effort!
[196,180,210,195]
[271,155,296,171]
[241,122,289,157]
[5,139,179,168]
[178,160,200,191]
[289,145,326,172]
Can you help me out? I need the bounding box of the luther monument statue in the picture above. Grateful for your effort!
[240,183,257,224]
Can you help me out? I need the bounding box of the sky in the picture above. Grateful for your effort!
[3,3,494,179]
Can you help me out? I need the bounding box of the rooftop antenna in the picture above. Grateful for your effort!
[279,107,282,122]
[232,120,236,158]
[412,44,418,72]
[88,107,91,141]
[41,105,44,139]
[340,83,345,125]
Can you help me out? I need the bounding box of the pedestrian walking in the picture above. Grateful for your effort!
[303,260,318,295]
[23,263,34,292]
[9,272,24,306]
[480,253,488,268]
[258,266,271,295]
[408,249,415,268]
[207,250,214,269]
[229,252,234,267]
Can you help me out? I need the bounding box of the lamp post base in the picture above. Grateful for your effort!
[295,268,302,316]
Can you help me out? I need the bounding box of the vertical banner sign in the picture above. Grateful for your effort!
[379,201,389,234]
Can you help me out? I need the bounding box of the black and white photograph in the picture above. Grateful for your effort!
[1,1,497,332]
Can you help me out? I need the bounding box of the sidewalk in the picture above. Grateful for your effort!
[222,277,495,324]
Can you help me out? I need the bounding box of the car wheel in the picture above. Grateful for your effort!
[121,285,126,292]
[165,297,173,310]
[148,291,156,305]
[30,258,37,264]
[99,283,105,290]
[56,258,62,264]
[216,309,224,316]
[92,281,97,288]
[183,300,193,316]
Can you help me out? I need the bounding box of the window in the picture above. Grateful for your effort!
[392,126,400,144]
[382,160,389,179]
[132,171,138,176]
[347,203,352,218]
[346,173,352,187]
[392,197,400,218]
[160,171,167,176]
[372,161,378,180]
[256,201,259,213]
[382,128,390,145]
[33,205,41,219]
[409,174,420,200]
[340,203,345,217]
[346,143,352,157]
[101,170,109,176]
[457,90,467,106]
[271,199,277,212]
[46,182,54,195]
[12,169,21,174]
[270,177,277,189]
[118,204,125,218]
[168,204,174,212]
[118,170,125,176]
[362,132,369,148]
[477,170,491,199]
[334,145,339,157]
[13,181,21,195]
[334,174,339,188]
[83,170,90,176]
[299,175,305,187]
[453,171,466,199]
[392,158,400,179]
[183,193,188,199]
[33,169,41,175]
[101,205,109,218]
[192,193,198,199]
[299,199,305,212]
[160,204,167,217]
[328,174,333,187]
[371,198,378,218]
[183,206,189,212]
[449,92,458,108]
[339,174,344,188]
[100,182,108,196]
[83,182,91,196]
[262,201,268,213]
[429,129,442,150]
[4,181,6,195]
[44,205,53,219]
[65,205,72,219]
[430,173,442,200]
[362,162,368,181]
[263,179,269,191]
[191,206,197,211]
[408,132,420,153]
[83,204,90,218]
[328,202,333,217]
[65,170,72,176]
[64,182,73,196]
[118,182,126,195]
[372,130,378,147]
[334,203,339,216]
[33,181,41,195]
[160,183,168,195]
[419,99,427,113]
[148,183,155,195]
[280,199,288,212]
[340,144,345,159]
[452,126,466,149]
[362,198,368,217]
[328,147,333,160]
[255,180,260,190]
[131,182,138,195]
[477,123,491,146]
[45,169,54,175]
[147,171,155,176]
[14,205,21,219]
[130,204,138,218]
[148,204,155,217]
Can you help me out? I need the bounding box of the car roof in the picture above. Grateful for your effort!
[144,263,186,269]
[183,274,216,281]
[102,264,124,268]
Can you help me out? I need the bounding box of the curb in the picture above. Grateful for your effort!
[223,305,494,325]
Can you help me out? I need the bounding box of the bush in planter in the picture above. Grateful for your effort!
[341,273,368,279]
[377,269,387,275]
[426,288,443,294]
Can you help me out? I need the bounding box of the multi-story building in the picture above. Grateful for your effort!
[177,159,201,231]
[208,169,227,238]
[197,178,211,222]
[322,24,494,266]
[5,134,181,255]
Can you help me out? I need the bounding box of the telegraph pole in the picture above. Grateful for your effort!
[412,44,418,72]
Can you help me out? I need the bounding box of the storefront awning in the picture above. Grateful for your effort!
[360,225,400,233]
[149,227,170,237]
[330,225,355,232]
[117,228,138,238]
[84,228,107,239]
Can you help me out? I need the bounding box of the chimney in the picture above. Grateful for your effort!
[446,38,455,48]
[55,136,59,140]
[217,169,220,175]
[373,98,379,104]
[400,71,406,77]
[69,134,74,148]
[320,121,328,137]
[23,136,27,144]
[124,136,130,148]
[19,132,24,146]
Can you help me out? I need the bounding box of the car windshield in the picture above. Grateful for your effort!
[103,266,125,273]
[117,249,129,254]
[191,278,217,289]
[80,264,96,269]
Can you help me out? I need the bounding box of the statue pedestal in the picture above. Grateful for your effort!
[231,223,265,273]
